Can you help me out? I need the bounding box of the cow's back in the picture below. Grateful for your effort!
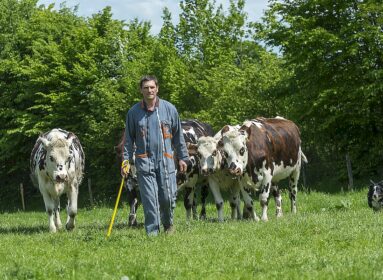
[245,118,301,181]
[182,119,214,144]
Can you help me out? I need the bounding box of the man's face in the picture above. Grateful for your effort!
[141,80,158,102]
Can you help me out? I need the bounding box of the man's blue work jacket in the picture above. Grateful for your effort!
[123,97,189,174]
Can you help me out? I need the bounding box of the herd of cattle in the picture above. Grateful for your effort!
[29,118,383,232]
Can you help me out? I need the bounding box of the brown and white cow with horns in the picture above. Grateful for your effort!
[30,128,85,232]
[220,117,307,221]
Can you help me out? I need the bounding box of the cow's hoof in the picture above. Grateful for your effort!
[128,215,137,227]
[199,214,206,220]
[49,227,57,233]
[261,217,269,222]
[65,223,75,231]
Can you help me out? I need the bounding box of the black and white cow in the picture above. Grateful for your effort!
[117,134,139,227]
[220,117,307,221]
[30,128,85,232]
[189,125,245,222]
[368,180,383,211]
[178,119,214,220]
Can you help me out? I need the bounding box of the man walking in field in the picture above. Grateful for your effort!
[121,75,188,236]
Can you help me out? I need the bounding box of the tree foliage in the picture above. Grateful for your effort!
[256,0,383,176]
[1,0,381,209]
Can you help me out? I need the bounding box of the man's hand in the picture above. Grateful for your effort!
[178,159,187,173]
[121,160,130,178]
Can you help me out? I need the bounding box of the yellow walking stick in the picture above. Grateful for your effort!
[106,161,130,238]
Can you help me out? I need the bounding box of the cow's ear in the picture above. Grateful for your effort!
[239,125,250,138]
[39,137,50,148]
[221,125,231,135]
[66,132,74,139]
[187,143,198,155]
[66,132,75,146]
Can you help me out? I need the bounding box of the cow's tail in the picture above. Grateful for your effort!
[301,151,308,164]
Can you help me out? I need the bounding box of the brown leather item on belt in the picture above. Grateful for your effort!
[164,152,173,159]
[136,153,148,158]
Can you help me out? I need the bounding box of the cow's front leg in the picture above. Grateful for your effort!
[208,178,225,222]
[229,186,241,220]
[66,183,78,230]
[53,198,62,230]
[240,187,260,221]
[289,170,299,214]
[199,184,209,220]
[271,185,283,218]
[183,186,195,220]
[127,187,139,226]
[260,180,272,222]
[41,192,57,233]
[229,196,240,220]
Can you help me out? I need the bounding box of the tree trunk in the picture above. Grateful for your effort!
[346,153,354,191]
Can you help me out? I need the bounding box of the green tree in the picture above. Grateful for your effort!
[257,0,383,176]
[0,1,158,207]
[159,0,285,130]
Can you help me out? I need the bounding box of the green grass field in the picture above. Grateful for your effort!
[1,188,382,280]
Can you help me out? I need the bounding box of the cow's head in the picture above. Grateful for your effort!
[39,133,75,183]
[189,136,222,176]
[221,129,248,176]
[368,180,383,211]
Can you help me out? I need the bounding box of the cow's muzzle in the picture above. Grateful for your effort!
[229,163,242,176]
[55,175,68,183]
[201,168,213,176]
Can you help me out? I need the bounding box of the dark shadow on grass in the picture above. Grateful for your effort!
[0,225,46,235]
[78,221,145,231]
[0,222,145,236]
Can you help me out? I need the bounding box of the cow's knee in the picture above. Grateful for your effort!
[216,201,223,211]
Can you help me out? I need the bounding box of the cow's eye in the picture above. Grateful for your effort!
[239,147,245,156]
[49,156,54,162]
[223,151,228,158]
[212,150,217,157]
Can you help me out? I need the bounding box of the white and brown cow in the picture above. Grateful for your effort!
[177,119,214,220]
[220,117,307,221]
[189,125,244,222]
[30,128,85,232]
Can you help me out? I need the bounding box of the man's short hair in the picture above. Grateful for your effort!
[139,75,158,89]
